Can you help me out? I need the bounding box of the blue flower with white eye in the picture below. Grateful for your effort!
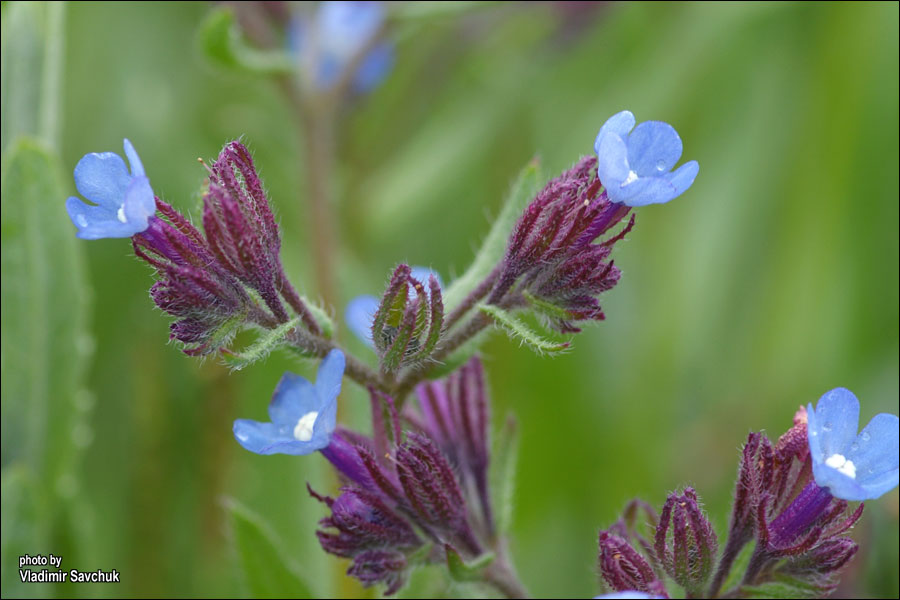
[344,267,442,348]
[233,350,345,455]
[594,110,699,207]
[290,1,393,93]
[807,387,899,501]
[65,139,156,239]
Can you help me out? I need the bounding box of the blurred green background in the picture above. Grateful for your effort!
[2,1,898,598]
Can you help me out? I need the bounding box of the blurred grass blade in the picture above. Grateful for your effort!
[391,2,496,21]
[490,415,519,535]
[223,497,314,599]
[0,466,46,597]
[197,6,294,76]
[0,1,65,152]
[443,160,541,313]
[1,139,93,495]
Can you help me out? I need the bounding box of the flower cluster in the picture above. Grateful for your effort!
[65,139,322,354]
[595,388,898,599]
[488,111,697,333]
[234,351,496,594]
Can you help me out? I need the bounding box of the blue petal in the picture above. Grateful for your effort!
[847,413,899,495]
[594,110,635,155]
[625,120,683,176]
[612,176,678,207]
[123,139,145,178]
[346,295,378,347]
[268,372,317,427]
[73,151,131,209]
[122,176,155,232]
[664,160,699,197]
[318,1,383,52]
[851,468,900,500]
[233,419,321,455]
[595,132,630,190]
[807,388,860,461]
[811,461,870,501]
[65,197,141,240]
[316,349,346,421]
[353,42,393,92]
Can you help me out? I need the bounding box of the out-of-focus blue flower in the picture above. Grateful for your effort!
[65,139,156,239]
[233,350,345,455]
[291,1,393,93]
[345,267,442,348]
[807,387,899,501]
[594,110,699,207]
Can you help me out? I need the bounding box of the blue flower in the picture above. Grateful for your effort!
[233,350,345,455]
[594,110,699,207]
[291,1,393,93]
[807,387,899,501]
[344,267,442,348]
[65,139,156,239]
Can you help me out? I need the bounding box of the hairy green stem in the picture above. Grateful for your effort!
[483,550,530,599]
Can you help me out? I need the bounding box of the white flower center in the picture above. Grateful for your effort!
[825,453,856,479]
[622,170,639,186]
[117,206,127,223]
[293,411,318,442]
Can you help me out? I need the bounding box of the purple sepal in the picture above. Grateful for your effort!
[492,156,631,331]
[133,200,251,355]
[597,531,668,598]
[654,488,717,594]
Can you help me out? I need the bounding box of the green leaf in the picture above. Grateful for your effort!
[719,541,754,595]
[223,317,299,370]
[478,304,570,355]
[444,545,495,583]
[1,138,93,497]
[0,466,46,598]
[738,575,821,599]
[0,1,65,152]
[443,160,542,314]
[489,415,519,535]
[223,497,314,599]
[197,6,295,76]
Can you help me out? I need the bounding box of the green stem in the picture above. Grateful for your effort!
[483,549,530,599]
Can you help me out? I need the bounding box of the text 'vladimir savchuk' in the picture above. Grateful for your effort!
[19,554,119,583]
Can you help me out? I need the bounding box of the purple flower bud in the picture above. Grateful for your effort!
[205,141,321,332]
[371,264,444,371]
[413,357,493,536]
[346,549,408,596]
[653,488,717,594]
[493,156,631,332]
[133,200,252,355]
[597,531,668,598]
[313,486,422,558]
[395,433,481,554]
